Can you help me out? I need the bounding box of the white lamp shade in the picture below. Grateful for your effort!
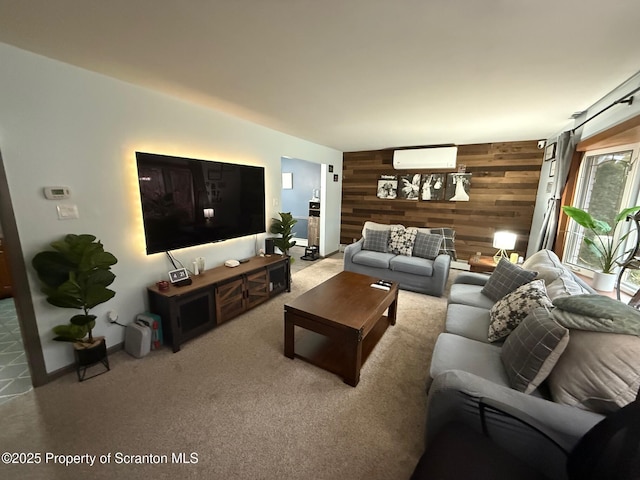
[203,208,214,218]
[493,231,517,250]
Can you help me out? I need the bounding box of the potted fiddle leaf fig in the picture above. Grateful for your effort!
[32,234,117,379]
[562,205,640,290]
[269,212,298,259]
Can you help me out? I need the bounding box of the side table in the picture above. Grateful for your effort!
[468,255,497,273]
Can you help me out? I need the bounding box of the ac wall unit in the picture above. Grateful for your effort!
[392,146,457,169]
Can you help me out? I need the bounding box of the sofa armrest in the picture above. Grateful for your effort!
[343,238,364,270]
[452,271,490,286]
[430,254,451,295]
[426,370,603,480]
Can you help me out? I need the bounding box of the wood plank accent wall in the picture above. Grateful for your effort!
[341,141,543,262]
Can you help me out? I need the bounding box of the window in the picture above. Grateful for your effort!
[563,143,640,294]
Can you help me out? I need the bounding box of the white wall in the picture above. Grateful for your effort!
[580,71,640,142]
[0,43,342,373]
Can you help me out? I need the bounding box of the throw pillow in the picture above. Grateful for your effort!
[363,228,389,253]
[361,221,402,239]
[426,227,457,260]
[388,226,417,256]
[481,258,538,301]
[501,307,570,394]
[552,295,640,336]
[488,279,553,342]
[547,330,640,414]
[412,232,443,260]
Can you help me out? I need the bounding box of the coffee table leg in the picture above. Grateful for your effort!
[284,313,295,359]
[388,291,399,326]
[344,328,363,387]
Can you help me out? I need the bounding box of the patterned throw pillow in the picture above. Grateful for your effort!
[363,228,389,253]
[501,307,570,394]
[488,280,553,342]
[426,227,457,260]
[412,232,443,260]
[388,226,417,256]
[482,258,537,301]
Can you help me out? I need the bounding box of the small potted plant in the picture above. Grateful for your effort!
[32,234,118,380]
[562,205,640,291]
[269,212,298,259]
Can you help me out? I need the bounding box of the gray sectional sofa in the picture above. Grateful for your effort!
[424,249,640,480]
[343,221,452,296]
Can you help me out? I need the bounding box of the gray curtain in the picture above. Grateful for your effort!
[536,130,576,251]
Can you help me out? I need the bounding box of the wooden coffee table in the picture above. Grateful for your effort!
[284,271,398,386]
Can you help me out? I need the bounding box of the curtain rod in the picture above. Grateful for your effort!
[571,84,640,133]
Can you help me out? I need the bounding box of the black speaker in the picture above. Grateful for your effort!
[265,237,275,254]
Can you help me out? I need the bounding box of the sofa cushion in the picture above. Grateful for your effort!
[389,255,434,276]
[501,307,570,394]
[412,231,443,260]
[363,228,389,253]
[522,249,590,299]
[548,330,640,414]
[488,280,553,342]
[481,258,537,301]
[445,304,493,343]
[448,283,496,310]
[351,250,396,269]
[388,226,417,256]
[430,333,510,387]
[361,221,402,238]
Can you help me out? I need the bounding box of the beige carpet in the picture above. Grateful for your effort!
[1,256,457,480]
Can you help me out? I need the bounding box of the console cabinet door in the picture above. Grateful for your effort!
[216,277,245,323]
[245,269,269,309]
[175,290,215,342]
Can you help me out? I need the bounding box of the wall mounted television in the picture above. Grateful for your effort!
[135,151,266,255]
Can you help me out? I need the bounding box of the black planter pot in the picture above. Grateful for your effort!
[73,336,110,382]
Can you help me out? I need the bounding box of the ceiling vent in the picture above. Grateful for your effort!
[393,146,457,170]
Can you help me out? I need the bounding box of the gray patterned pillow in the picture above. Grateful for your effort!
[501,307,569,394]
[363,228,389,253]
[388,226,417,256]
[488,280,553,342]
[482,258,537,301]
[412,232,443,260]
[426,227,457,260]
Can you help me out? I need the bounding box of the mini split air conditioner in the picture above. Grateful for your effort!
[392,146,457,169]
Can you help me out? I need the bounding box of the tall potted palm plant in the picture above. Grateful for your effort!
[562,205,640,291]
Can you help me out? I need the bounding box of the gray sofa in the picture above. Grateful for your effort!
[425,250,610,480]
[343,222,451,297]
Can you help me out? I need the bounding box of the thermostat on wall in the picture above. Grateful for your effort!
[43,186,71,200]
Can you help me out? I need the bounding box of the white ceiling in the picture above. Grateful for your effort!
[1,0,640,152]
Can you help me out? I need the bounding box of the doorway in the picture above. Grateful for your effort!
[280,157,322,248]
[0,148,47,392]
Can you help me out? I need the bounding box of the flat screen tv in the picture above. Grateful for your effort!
[135,151,266,255]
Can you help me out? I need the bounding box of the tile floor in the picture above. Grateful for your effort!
[0,298,32,405]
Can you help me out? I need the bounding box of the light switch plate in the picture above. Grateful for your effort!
[56,204,79,220]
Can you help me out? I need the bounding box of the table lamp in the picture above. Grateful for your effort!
[493,231,517,264]
[203,208,214,224]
